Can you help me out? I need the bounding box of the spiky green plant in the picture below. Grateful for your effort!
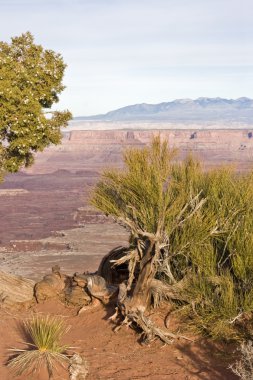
[92,135,253,342]
[8,315,71,379]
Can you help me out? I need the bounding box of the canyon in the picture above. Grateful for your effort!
[19,127,253,174]
[0,126,251,379]
[1,127,253,247]
[0,127,252,276]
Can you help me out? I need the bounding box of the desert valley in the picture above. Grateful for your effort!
[1,115,253,378]
[1,124,253,277]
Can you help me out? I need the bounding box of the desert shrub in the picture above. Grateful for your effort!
[8,314,71,379]
[92,136,253,341]
[230,341,253,379]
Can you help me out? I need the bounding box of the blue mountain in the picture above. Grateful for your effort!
[75,97,253,123]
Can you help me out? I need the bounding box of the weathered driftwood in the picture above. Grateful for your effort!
[0,270,35,308]
[71,273,118,315]
[73,273,118,302]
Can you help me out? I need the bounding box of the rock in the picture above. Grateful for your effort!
[65,285,91,307]
[73,275,88,288]
[0,270,35,309]
[34,266,71,303]
[69,353,88,380]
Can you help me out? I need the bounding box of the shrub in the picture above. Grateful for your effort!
[92,135,253,341]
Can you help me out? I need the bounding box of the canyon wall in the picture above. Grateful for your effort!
[25,128,253,174]
[1,128,253,244]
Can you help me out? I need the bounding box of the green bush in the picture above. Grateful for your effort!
[92,136,253,341]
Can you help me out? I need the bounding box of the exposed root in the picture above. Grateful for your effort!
[113,305,194,344]
[77,298,101,316]
[113,306,176,344]
[128,309,176,344]
[109,306,120,322]
[113,315,132,333]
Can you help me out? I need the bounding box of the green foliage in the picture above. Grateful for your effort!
[0,32,71,175]
[92,135,253,341]
[92,137,178,235]
[8,315,70,378]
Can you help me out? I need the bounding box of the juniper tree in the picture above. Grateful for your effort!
[0,32,71,178]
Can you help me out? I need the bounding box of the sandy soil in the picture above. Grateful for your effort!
[0,223,239,380]
[0,300,237,380]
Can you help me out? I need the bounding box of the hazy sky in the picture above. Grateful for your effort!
[1,0,252,116]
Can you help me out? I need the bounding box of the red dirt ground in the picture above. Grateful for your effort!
[0,300,238,380]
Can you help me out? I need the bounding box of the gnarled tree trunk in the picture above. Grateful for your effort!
[128,239,156,311]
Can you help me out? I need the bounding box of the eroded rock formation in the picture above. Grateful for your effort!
[34,265,72,303]
[34,266,117,310]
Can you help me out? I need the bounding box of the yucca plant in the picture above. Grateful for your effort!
[8,315,71,379]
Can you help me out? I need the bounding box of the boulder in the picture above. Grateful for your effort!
[34,266,71,303]
[65,285,91,307]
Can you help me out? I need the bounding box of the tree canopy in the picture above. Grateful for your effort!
[0,32,71,177]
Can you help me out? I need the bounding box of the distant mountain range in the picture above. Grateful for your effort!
[75,97,253,123]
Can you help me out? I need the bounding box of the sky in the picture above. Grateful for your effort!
[1,0,252,116]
